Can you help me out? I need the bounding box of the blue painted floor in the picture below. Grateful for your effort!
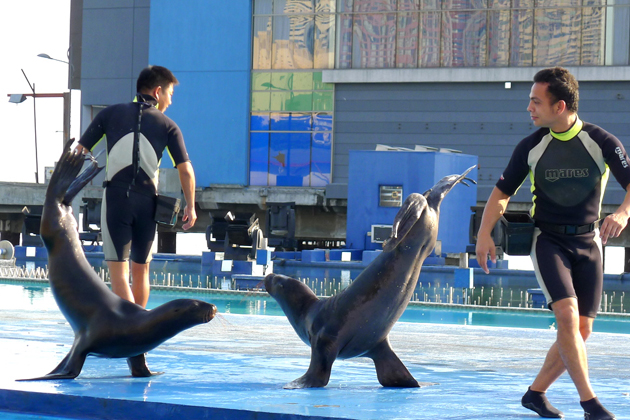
[1,307,629,420]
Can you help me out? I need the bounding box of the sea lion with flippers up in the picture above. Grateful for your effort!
[265,166,476,389]
[20,145,216,381]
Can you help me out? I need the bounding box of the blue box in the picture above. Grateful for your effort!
[347,150,478,252]
[256,249,272,266]
[201,251,218,266]
[273,251,300,260]
[302,249,326,263]
[329,249,362,261]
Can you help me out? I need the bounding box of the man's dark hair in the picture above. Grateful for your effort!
[533,67,579,113]
[136,65,179,93]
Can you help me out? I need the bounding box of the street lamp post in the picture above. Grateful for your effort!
[20,69,39,184]
[8,89,68,184]
[38,52,72,150]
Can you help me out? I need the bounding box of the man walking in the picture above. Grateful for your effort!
[476,67,630,420]
[76,65,196,375]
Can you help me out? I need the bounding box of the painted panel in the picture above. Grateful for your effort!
[270,113,312,131]
[252,73,272,90]
[313,91,334,111]
[292,72,314,90]
[158,71,250,186]
[251,113,270,131]
[132,7,150,76]
[150,0,251,72]
[271,73,293,90]
[252,92,271,111]
[270,91,313,111]
[311,132,332,186]
[313,113,333,131]
[269,133,311,186]
[313,72,334,90]
[250,132,270,186]
[82,8,134,79]
[253,16,273,69]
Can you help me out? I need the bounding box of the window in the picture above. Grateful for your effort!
[253,0,623,70]
[250,71,334,187]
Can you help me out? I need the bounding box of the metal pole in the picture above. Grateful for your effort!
[33,82,39,184]
[21,69,39,184]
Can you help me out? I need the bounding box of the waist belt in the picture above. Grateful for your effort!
[534,220,599,235]
[103,180,156,199]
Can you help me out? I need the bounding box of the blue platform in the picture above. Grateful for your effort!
[1,303,629,420]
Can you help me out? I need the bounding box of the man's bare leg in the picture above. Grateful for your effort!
[130,261,150,308]
[107,260,134,303]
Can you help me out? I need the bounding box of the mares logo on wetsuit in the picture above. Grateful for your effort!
[545,168,589,182]
[615,147,629,168]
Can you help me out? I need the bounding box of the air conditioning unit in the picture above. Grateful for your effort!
[370,224,393,243]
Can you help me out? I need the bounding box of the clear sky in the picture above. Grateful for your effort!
[0,0,73,183]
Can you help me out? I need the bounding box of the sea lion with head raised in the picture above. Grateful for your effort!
[20,146,216,381]
[265,166,476,389]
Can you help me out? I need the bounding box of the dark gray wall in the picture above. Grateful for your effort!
[81,0,150,106]
[333,81,630,205]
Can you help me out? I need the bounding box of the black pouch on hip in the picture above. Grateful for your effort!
[154,195,181,227]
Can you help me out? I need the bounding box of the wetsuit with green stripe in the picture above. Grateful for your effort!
[496,118,630,316]
[78,93,190,263]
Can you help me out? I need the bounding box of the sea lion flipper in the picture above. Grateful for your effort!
[127,353,164,377]
[284,334,336,389]
[17,347,86,381]
[383,193,427,253]
[367,340,419,388]
[46,149,85,204]
[63,158,104,205]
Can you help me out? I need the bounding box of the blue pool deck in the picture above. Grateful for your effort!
[1,302,630,420]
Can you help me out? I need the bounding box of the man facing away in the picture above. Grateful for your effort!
[76,65,196,375]
[476,67,630,420]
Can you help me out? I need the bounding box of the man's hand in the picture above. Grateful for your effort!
[475,233,496,274]
[182,205,197,231]
[599,212,628,245]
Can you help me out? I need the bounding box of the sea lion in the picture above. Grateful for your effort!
[21,146,216,381]
[265,166,476,389]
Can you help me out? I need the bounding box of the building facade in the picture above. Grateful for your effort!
[74,0,630,244]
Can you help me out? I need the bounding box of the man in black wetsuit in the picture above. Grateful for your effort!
[476,67,630,420]
[77,66,196,308]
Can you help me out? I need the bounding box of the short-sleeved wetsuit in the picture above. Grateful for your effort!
[496,118,630,317]
[79,94,190,263]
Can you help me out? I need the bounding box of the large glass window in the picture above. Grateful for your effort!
[253,0,628,69]
[250,71,334,187]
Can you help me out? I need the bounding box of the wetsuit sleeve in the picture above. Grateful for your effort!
[495,138,532,196]
[164,121,190,167]
[78,108,107,152]
[601,133,630,189]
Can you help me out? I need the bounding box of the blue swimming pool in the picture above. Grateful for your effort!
[2,280,629,334]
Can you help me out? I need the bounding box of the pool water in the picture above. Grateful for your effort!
[2,280,629,334]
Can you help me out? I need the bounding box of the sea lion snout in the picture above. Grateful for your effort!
[263,273,281,294]
[196,301,217,323]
